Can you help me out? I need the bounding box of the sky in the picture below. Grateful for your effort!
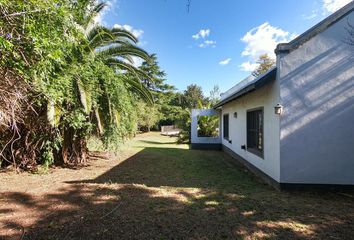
[98,0,352,95]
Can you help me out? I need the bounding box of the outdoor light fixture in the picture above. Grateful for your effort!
[233,112,238,118]
[274,103,283,115]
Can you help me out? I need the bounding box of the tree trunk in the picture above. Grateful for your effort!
[60,127,88,165]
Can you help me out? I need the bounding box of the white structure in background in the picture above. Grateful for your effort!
[161,125,181,136]
[191,2,354,189]
[191,109,221,149]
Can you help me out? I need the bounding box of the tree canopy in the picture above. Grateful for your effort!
[252,54,275,77]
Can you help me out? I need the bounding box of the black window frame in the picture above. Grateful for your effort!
[246,107,264,158]
[223,113,229,140]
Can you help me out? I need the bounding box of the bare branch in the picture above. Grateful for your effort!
[186,0,192,13]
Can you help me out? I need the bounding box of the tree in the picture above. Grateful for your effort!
[132,54,177,131]
[139,54,174,93]
[182,84,205,109]
[56,0,154,164]
[0,0,157,169]
[252,54,275,77]
[209,85,221,105]
[136,102,160,132]
[0,0,85,169]
[159,84,208,143]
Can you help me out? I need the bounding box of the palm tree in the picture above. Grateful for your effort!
[79,1,154,104]
[56,0,154,164]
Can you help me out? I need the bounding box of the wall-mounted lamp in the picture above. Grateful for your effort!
[274,103,283,115]
[233,112,238,118]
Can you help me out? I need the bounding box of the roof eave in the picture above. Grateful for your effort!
[213,67,276,109]
[213,84,256,109]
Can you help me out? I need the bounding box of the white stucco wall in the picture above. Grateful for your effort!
[278,12,354,184]
[221,81,281,182]
[191,109,221,144]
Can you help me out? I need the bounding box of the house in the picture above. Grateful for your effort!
[191,2,354,189]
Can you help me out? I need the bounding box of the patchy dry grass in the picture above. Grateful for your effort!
[1,132,353,239]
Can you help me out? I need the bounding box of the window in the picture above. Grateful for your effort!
[223,114,229,140]
[247,108,263,158]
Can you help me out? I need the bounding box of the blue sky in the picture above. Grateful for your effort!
[98,0,351,95]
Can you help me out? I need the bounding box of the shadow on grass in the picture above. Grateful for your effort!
[69,147,260,189]
[138,140,178,145]
[1,146,354,240]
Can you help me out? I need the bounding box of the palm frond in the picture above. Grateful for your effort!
[89,31,115,50]
[96,44,150,61]
[84,2,108,27]
[111,27,138,44]
[77,79,92,114]
[88,27,139,50]
[92,2,107,15]
[87,26,113,42]
[118,55,134,64]
[110,39,135,47]
[123,76,154,105]
[105,58,153,83]
[105,58,153,104]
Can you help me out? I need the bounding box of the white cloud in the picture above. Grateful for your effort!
[131,56,144,68]
[120,56,144,68]
[239,22,294,72]
[219,58,231,65]
[199,40,216,48]
[303,0,350,22]
[241,22,290,59]
[192,28,216,48]
[192,29,210,40]
[137,41,148,47]
[302,10,318,20]
[239,61,259,72]
[94,14,103,25]
[322,0,352,13]
[113,24,144,39]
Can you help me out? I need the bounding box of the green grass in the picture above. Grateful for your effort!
[86,132,354,239]
[3,132,353,240]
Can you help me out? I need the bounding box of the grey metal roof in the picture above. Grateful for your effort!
[275,1,354,54]
[213,67,276,109]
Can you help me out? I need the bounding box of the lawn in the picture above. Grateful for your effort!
[1,132,353,239]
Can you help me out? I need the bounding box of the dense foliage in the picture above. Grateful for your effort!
[163,84,220,143]
[0,0,155,169]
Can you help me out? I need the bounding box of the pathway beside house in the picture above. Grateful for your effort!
[1,132,353,239]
